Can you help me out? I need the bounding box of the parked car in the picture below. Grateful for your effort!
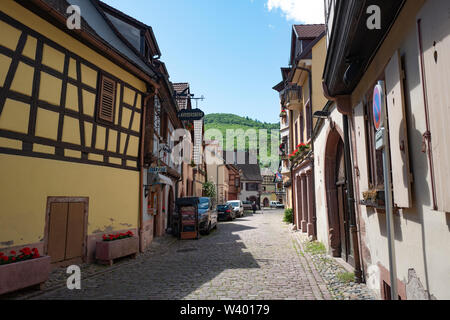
[177,197,218,235]
[198,197,218,234]
[217,204,235,221]
[270,201,285,209]
[242,200,253,211]
[227,200,244,217]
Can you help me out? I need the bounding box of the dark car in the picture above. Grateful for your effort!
[217,204,235,221]
[197,197,218,235]
[175,197,218,236]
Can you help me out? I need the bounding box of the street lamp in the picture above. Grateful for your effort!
[284,83,302,103]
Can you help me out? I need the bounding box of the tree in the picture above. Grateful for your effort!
[202,181,216,200]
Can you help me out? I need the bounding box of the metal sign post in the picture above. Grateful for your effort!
[374,81,398,300]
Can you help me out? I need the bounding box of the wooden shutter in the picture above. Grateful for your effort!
[65,203,85,260]
[353,103,370,192]
[385,50,412,208]
[419,0,450,212]
[98,76,116,123]
[47,203,68,263]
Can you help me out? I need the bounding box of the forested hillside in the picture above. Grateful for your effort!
[204,113,280,166]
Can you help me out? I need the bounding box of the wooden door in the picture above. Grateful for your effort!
[47,201,85,263]
[335,140,354,265]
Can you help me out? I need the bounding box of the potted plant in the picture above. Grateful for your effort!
[361,189,385,208]
[288,143,311,162]
[280,110,287,117]
[0,248,51,295]
[96,231,139,266]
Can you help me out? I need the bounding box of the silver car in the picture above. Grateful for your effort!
[227,200,244,217]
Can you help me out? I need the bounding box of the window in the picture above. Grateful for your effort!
[246,183,258,191]
[154,95,161,136]
[98,75,116,123]
[235,178,240,187]
[300,112,304,144]
[364,90,384,189]
[294,121,299,147]
[306,103,311,140]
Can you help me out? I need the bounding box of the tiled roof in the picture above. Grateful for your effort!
[173,83,190,110]
[223,151,263,182]
[294,24,326,39]
[41,0,157,79]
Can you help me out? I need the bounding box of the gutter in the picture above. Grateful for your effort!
[138,90,156,253]
[28,0,160,89]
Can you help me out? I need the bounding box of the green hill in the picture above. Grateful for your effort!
[204,113,280,166]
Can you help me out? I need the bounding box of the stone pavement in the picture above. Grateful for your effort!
[20,209,334,300]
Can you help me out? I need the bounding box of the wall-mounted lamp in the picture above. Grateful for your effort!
[313,111,330,119]
[144,185,151,198]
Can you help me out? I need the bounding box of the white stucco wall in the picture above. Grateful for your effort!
[352,1,450,299]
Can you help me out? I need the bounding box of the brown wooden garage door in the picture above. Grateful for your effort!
[47,202,86,264]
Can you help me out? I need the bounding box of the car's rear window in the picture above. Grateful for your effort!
[218,205,229,210]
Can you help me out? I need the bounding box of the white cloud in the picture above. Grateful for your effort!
[267,0,325,24]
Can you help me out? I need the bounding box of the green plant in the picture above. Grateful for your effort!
[202,181,216,199]
[337,272,355,283]
[283,208,293,223]
[304,241,326,255]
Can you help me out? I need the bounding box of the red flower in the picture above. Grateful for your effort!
[2,256,8,262]
[11,257,16,261]
[33,253,40,258]
[10,251,16,255]
[0,252,3,256]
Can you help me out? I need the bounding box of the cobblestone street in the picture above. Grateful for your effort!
[19,209,335,300]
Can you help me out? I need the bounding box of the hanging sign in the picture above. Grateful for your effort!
[373,82,384,131]
[177,108,205,121]
[373,81,386,150]
[149,167,167,173]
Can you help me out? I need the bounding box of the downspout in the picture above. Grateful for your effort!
[417,19,438,210]
[139,90,155,253]
[343,114,363,283]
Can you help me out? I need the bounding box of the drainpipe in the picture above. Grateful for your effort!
[292,65,317,238]
[139,90,156,253]
[343,114,363,283]
[417,19,438,210]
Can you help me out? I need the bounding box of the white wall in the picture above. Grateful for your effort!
[353,2,450,299]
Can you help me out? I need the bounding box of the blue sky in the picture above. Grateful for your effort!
[102,0,324,124]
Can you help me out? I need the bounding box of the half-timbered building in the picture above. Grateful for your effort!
[0,0,165,264]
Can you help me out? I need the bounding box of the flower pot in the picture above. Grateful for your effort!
[0,256,51,295]
[95,237,139,266]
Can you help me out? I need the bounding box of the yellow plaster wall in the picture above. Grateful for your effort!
[22,36,37,60]
[0,154,139,247]
[0,99,30,134]
[10,62,34,96]
[42,44,65,73]
[311,37,328,111]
